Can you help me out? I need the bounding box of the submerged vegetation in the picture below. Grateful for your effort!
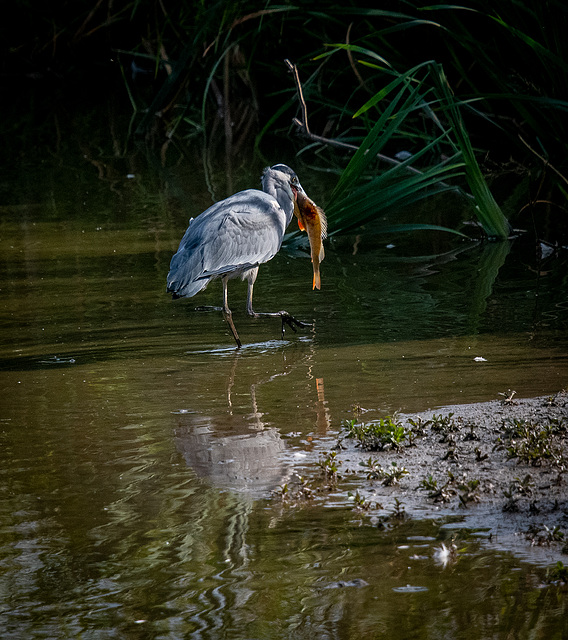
[4,1,568,244]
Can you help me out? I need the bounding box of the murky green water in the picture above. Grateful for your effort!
[1,105,567,638]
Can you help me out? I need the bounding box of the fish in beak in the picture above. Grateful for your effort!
[293,189,327,290]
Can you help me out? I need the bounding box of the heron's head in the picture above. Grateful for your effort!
[262,164,306,206]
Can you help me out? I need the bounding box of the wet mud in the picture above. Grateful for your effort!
[287,391,568,564]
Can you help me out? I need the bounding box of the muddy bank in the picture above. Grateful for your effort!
[284,391,568,565]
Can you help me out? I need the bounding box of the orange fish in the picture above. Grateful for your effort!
[294,191,327,290]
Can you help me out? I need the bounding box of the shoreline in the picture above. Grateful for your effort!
[284,391,568,565]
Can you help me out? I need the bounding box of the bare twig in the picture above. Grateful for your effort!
[519,136,568,187]
[518,199,567,215]
[285,58,407,170]
[73,0,105,42]
[285,58,310,135]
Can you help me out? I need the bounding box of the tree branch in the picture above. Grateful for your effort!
[284,58,424,175]
[284,59,465,192]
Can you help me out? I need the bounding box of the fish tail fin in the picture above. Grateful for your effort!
[312,269,321,290]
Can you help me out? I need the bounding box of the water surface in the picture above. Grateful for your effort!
[1,110,567,638]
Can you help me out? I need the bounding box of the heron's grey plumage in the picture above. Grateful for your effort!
[166,164,313,347]
[167,165,303,301]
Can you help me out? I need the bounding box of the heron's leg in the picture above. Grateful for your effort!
[221,278,242,348]
[245,272,311,338]
[245,277,257,317]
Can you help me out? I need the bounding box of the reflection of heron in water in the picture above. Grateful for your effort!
[174,354,288,496]
[173,348,331,496]
[175,417,286,496]
[166,164,326,347]
[171,350,332,633]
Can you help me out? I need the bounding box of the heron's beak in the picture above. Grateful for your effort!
[291,184,307,220]
[291,185,302,204]
[293,198,302,220]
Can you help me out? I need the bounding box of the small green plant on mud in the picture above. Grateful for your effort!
[497,418,567,468]
[474,447,489,462]
[458,478,481,507]
[499,389,518,406]
[503,474,535,511]
[419,471,457,502]
[544,525,564,543]
[382,462,409,486]
[406,416,430,437]
[376,498,408,528]
[343,416,410,451]
[317,451,341,481]
[419,475,438,492]
[349,490,373,511]
[547,561,568,584]
[464,424,479,441]
[360,459,409,485]
[274,476,314,503]
[390,498,407,520]
[359,457,383,480]
[442,439,459,460]
[526,524,565,546]
[430,413,459,434]
[544,391,567,407]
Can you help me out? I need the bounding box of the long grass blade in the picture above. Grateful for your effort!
[432,64,510,239]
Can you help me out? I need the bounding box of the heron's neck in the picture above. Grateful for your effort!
[262,182,294,226]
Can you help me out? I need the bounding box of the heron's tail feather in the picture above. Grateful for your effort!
[167,276,209,299]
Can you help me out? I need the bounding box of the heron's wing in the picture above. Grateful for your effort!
[167,190,287,298]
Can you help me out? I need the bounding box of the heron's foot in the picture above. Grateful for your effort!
[279,312,312,335]
[250,310,312,339]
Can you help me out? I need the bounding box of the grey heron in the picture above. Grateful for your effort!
[167,164,325,347]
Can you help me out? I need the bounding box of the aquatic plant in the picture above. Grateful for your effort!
[502,474,535,512]
[360,459,409,485]
[429,413,459,434]
[418,475,438,492]
[406,416,430,437]
[349,490,374,511]
[390,498,407,520]
[525,524,565,547]
[419,472,457,503]
[498,418,567,468]
[306,51,510,239]
[343,416,410,451]
[474,447,488,462]
[547,561,568,585]
[274,475,315,503]
[382,462,409,486]
[8,1,567,242]
[457,478,481,507]
[317,451,341,481]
